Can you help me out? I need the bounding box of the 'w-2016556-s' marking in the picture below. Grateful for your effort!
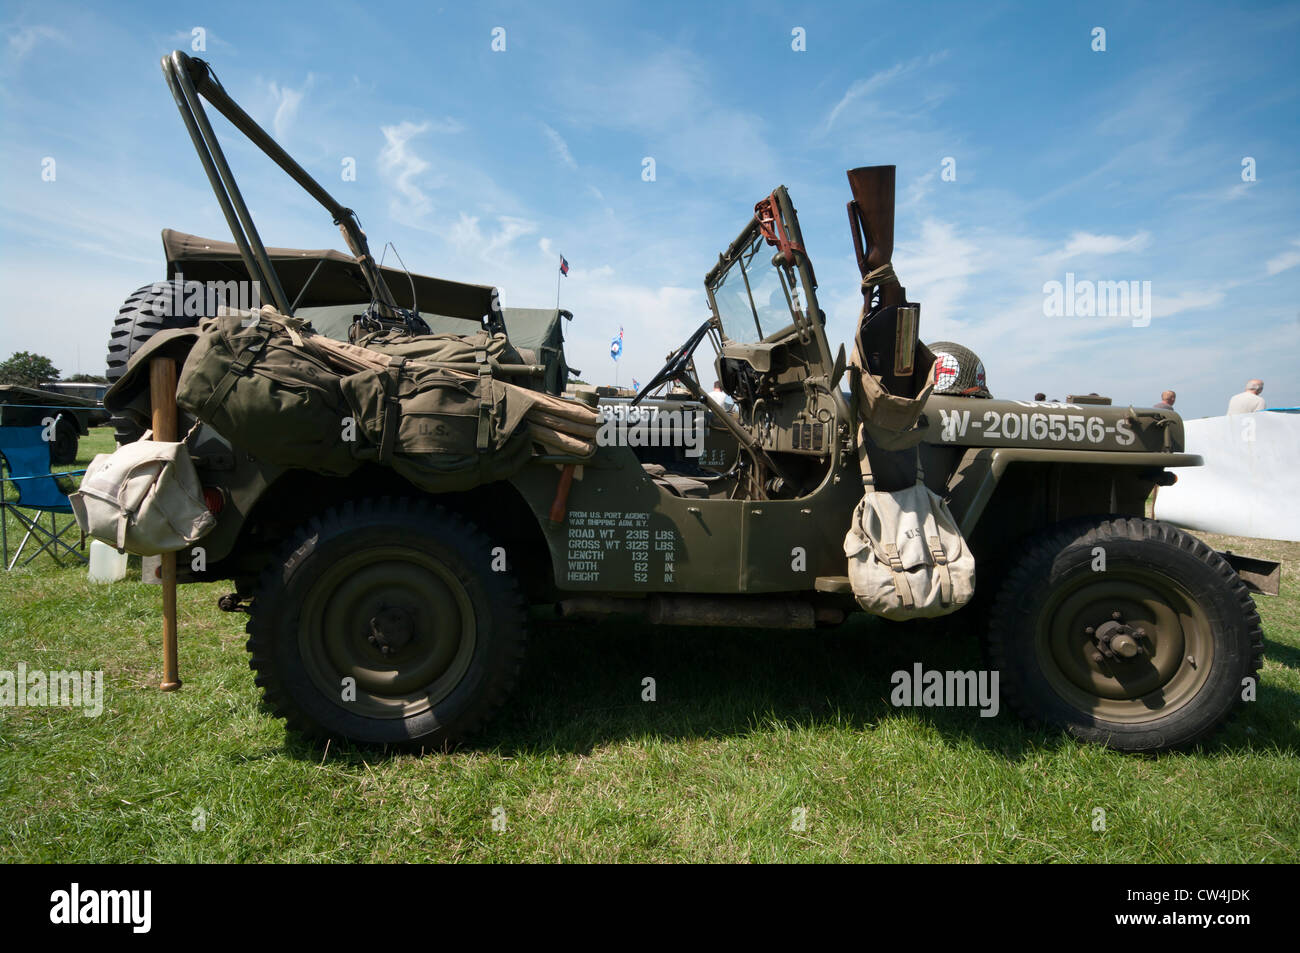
[938,408,1135,445]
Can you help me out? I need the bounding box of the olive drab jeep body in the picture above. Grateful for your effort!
[99,51,1274,753]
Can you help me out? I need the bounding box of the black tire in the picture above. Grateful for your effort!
[105,282,196,444]
[49,416,80,466]
[986,516,1264,752]
[245,498,527,749]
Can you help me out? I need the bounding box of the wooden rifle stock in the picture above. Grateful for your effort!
[846,165,896,275]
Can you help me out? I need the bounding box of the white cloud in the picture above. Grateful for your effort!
[825,51,950,130]
[554,48,778,184]
[378,120,434,219]
[892,218,986,334]
[1265,239,1300,276]
[6,25,62,61]
[1053,231,1152,260]
[267,80,307,139]
[448,213,536,263]
[1151,285,1226,318]
[540,123,577,169]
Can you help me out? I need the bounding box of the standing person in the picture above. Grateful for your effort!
[1155,390,1176,410]
[708,380,733,412]
[1227,379,1266,414]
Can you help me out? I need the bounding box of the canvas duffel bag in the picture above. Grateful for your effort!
[355,327,533,367]
[175,308,547,491]
[69,430,216,555]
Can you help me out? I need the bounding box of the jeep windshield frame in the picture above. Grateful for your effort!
[708,224,795,344]
[704,187,829,365]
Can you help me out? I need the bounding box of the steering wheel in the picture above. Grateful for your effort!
[631,318,713,406]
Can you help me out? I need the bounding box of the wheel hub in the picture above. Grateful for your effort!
[1086,611,1148,665]
[367,605,415,656]
[298,544,478,719]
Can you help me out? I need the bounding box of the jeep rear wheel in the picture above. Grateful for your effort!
[245,498,527,749]
[985,517,1264,752]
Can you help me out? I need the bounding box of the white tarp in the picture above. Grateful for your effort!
[1154,411,1300,541]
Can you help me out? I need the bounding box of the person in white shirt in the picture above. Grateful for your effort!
[708,380,734,412]
[1226,379,1266,414]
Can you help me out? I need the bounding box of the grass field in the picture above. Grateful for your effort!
[1,427,1297,862]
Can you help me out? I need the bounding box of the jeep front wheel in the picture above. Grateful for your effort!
[245,498,527,749]
[985,517,1264,752]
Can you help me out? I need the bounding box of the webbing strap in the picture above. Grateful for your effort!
[855,421,875,489]
[199,325,268,421]
[255,308,308,347]
[378,356,407,465]
[476,363,493,452]
[883,542,915,609]
[928,534,954,605]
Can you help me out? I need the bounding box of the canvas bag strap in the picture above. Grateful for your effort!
[882,542,916,609]
[199,320,272,422]
[476,363,494,452]
[378,356,408,465]
[927,534,954,605]
[847,339,875,490]
[855,423,875,490]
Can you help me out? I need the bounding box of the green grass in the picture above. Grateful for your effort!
[1,427,1296,862]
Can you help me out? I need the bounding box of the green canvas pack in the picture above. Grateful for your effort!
[340,359,537,492]
[177,313,360,476]
[354,327,529,368]
[177,311,539,491]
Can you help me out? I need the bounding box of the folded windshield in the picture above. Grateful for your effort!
[710,229,795,344]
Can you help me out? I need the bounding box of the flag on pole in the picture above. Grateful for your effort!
[610,336,622,360]
[559,256,569,276]
[632,378,640,390]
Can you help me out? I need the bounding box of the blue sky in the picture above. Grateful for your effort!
[1,0,1297,418]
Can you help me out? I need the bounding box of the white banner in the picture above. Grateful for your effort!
[1154,411,1300,541]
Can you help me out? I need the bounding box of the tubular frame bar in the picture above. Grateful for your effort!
[160,51,397,317]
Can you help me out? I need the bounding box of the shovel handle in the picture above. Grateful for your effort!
[150,357,183,693]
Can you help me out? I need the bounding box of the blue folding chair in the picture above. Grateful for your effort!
[0,425,88,569]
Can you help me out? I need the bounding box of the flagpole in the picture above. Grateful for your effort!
[555,256,562,312]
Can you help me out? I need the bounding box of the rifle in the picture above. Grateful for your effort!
[845,165,936,491]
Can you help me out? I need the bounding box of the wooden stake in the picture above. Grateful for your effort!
[149,357,182,693]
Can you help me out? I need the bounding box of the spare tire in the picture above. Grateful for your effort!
[105,283,199,444]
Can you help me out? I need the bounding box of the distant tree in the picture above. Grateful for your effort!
[0,351,61,387]
[64,373,108,384]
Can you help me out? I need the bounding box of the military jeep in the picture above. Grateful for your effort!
[105,52,1269,753]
